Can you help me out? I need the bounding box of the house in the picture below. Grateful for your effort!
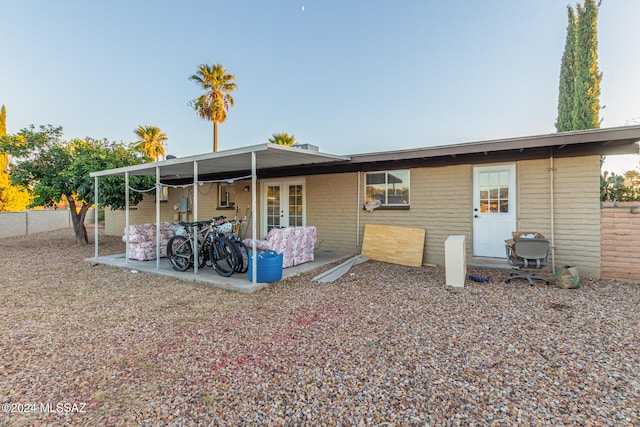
[92,125,640,280]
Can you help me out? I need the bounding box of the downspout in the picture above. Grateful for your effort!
[356,171,361,248]
[550,149,556,270]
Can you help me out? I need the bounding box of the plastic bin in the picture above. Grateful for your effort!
[445,235,466,287]
[248,250,283,282]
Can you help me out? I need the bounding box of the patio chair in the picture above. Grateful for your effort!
[505,238,550,286]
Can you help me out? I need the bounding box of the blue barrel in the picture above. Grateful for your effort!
[248,250,283,282]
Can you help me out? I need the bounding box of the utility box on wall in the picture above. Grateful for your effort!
[179,198,189,213]
[445,235,466,287]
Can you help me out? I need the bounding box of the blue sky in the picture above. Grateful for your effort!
[1,1,639,172]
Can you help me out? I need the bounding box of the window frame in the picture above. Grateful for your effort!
[217,182,235,210]
[364,169,411,210]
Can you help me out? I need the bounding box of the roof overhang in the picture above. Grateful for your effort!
[349,125,640,164]
[90,143,350,179]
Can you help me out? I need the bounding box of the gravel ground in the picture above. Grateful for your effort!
[0,227,638,426]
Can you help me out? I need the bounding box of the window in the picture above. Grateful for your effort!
[218,183,235,209]
[365,170,410,207]
[158,186,169,202]
[478,171,509,213]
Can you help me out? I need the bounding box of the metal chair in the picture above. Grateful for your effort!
[505,238,550,285]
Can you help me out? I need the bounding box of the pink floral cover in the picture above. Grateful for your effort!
[243,226,317,268]
[122,222,176,261]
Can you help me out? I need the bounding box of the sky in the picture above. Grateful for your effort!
[1,1,639,173]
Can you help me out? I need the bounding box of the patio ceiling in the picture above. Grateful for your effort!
[89,143,350,179]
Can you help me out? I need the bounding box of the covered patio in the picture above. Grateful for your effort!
[88,249,351,293]
[88,143,350,289]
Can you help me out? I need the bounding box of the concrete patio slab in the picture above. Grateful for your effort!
[86,250,353,294]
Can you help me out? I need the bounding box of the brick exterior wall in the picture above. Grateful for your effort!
[601,202,640,281]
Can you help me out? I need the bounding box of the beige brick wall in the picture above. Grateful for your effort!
[102,156,604,277]
[516,158,552,237]
[601,202,640,281]
[552,156,601,277]
[514,156,601,277]
[307,166,472,266]
[306,173,360,253]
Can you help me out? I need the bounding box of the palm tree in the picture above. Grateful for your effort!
[189,63,237,152]
[133,125,168,161]
[268,132,296,146]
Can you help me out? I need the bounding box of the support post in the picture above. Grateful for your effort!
[156,166,161,270]
[193,161,199,275]
[251,151,257,285]
[125,172,130,265]
[94,176,99,259]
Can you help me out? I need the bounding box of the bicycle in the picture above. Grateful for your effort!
[166,216,239,277]
[224,219,249,274]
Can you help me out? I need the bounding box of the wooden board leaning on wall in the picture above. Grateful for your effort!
[361,224,425,267]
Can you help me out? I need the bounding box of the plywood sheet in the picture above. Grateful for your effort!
[361,224,426,267]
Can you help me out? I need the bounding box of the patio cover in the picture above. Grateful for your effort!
[89,143,349,284]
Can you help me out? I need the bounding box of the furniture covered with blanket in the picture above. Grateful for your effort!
[243,226,317,268]
[122,222,176,261]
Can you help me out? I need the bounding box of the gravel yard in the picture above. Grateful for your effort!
[1,227,638,426]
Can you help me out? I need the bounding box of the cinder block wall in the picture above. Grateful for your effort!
[0,210,73,238]
[601,202,640,281]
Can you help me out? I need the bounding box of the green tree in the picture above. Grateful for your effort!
[555,7,577,132]
[0,104,32,211]
[601,169,640,202]
[268,132,297,146]
[572,0,602,130]
[0,125,153,243]
[0,104,5,136]
[189,63,237,152]
[132,125,168,161]
[555,0,602,131]
[0,105,8,188]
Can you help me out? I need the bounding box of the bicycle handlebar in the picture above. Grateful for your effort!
[178,216,226,228]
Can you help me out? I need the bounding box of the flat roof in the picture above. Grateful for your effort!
[90,143,350,178]
[90,125,640,179]
[348,125,640,163]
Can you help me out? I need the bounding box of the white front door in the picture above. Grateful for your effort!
[262,179,305,236]
[473,165,516,258]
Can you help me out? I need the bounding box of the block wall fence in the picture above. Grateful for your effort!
[0,208,95,239]
[601,202,640,281]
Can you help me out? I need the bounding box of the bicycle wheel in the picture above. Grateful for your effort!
[167,235,193,272]
[195,237,210,269]
[209,236,238,277]
[233,240,249,273]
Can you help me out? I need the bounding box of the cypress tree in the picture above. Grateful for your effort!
[555,7,577,132]
[555,0,602,132]
[572,0,602,130]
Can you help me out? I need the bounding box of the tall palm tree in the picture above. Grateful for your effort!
[189,63,237,152]
[133,125,168,161]
[268,132,297,146]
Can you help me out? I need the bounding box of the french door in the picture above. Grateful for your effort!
[262,179,305,236]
